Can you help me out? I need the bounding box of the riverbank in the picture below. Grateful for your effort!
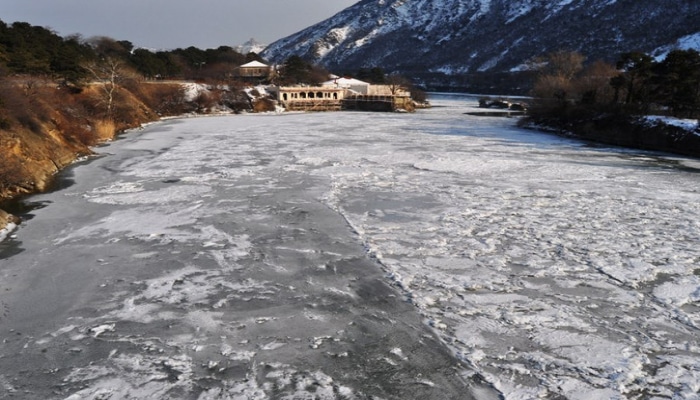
[0,209,20,241]
[0,79,200,235]
[0,80,426,236]
[521,113,700,158]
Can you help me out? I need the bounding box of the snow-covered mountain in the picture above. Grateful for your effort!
[235,38,267,55]
[261,0,700,91]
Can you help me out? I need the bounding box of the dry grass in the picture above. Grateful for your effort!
[0,76,167,199]
[252,98,276,112]
[0,141,26,197]
[93,119,117,142]
[125,81,189,116]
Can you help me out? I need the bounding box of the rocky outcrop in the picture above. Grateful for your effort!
[0,209,20,225]
[0,209,20,240]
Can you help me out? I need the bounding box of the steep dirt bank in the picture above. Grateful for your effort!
[0,80,187,233]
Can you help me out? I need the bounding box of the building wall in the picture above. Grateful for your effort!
[274,87,346,111]
[270,85,414,112]
[236,67,272,78]
[323,84,369,95]
[276,87,345,102]
[368,85,410,97]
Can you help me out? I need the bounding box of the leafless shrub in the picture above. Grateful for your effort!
[130,83,188,116]
[0,151,26,196]
[193,91,218,113]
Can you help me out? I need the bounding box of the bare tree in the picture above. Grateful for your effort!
[575,60,618,105]
[386,74,411,96]
[545,51,586,81]
[83,57,124,118]
[531,51,587,109]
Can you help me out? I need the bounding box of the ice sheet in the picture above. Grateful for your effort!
[1,94,698,399]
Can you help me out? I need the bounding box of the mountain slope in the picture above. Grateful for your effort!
[261,0,700,91]
[235,38,267,55]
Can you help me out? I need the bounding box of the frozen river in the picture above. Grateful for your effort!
[1,94,699,399]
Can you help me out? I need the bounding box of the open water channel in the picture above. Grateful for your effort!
[0,94,699,399]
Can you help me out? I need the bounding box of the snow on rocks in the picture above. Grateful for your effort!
[643,115,700,133]
[182,82,209,102]
[0,209,19,242]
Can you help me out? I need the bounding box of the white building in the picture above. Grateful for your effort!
[234,61,273,80]
[321,77,371,95]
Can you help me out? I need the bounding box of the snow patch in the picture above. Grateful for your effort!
[643,115,699,133]
[0,222,17,242]
[182,82,209,102]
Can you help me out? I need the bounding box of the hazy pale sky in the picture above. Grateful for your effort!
[0,0,358,50]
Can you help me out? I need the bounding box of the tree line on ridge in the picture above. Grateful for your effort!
[530,49,700,120]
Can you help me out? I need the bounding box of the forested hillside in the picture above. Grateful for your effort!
[0,20,265,83]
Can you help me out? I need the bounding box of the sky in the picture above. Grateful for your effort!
[0,0,358,50]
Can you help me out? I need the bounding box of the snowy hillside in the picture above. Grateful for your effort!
[234,38,267,55]
[261,0,700,90]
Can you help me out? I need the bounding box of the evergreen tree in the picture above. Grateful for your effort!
[656,49,700,118]
[130,48,167,79]
[356,67,386,83]
[280,55,311,85]
[615,52,655,107]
